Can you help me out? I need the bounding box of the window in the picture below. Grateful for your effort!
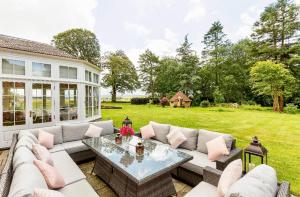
[32,62,51,77]
[85,85,100,117]
[59,84,78,121]
[85,70,92,82]
[59,66,77,79]
[2,59,25,75]
[93,73,99,84]
[32,84,52,124]
[2,82,26,126]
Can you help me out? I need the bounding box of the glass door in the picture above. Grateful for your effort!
[30,82,55,127]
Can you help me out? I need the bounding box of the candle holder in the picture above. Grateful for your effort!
[115,133,122,144]
[136,141,144,156]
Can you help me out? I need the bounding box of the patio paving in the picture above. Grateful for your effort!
[78,161,193,197]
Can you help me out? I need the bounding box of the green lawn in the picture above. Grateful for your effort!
[101,103,300,195]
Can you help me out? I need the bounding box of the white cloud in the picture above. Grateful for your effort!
[123,22,151,36]
[234,6,262,41]
[295,0,300,5]
[0,0,97,43]
[184,0,206,23]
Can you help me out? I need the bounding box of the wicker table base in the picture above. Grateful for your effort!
[93,156,177,197]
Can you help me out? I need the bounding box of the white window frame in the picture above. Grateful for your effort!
[2,58,25,75]
[59,66,77,79]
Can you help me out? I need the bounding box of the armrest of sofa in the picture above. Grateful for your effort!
[277,181,290,197]
[203,166,222,187]
[216,148,243,171]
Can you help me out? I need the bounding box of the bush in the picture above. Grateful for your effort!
[149,98,160,104]
[241,100,256,105]
[285,103,298,114]
[130,98,149,105]
[200,100,210,107]
[213,88,225,104]
[160,97,169,107]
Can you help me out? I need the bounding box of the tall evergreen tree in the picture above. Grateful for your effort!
[138,49,159,99]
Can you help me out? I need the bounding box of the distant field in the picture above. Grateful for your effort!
[101,103,300,195]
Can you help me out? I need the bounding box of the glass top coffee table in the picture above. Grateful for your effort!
[83,134,193,197]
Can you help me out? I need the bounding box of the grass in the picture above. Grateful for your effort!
[101,103,300,195]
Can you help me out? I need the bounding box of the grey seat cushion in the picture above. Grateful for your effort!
[185,181,219,197]
[147,139,165,145]
[62,123,90,142]
[51,151,86,185]
[170,126,198,150]
[59,179,98,197]
[197,129,233,154]
[49,144,65,153]
[225,164,278,197]
[13,146,36,172]
[91,120,114,136]
[62,140,89,154]
[20,126,64,145]
[150,121,170,143]
[178,148,216,175]
[8,163,48,197]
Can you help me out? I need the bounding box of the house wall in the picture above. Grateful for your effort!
[0,49,102,148]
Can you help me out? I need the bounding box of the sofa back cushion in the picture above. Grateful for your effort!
[150,121,171,143]
[170,126,198,150]
[62,123,90,142]
[18,130,39,143]
[20,126,63,145]
[197,129,233,154]
[8,163,48,197]
[15,135,36,151]
[225,164,278,197]
[13,146,36,172]
[91,120,114,136]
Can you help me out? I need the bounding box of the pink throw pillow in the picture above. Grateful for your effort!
[206,136,229,161]
[33,159,65,189]
[38,130,54,149]
[166,128,187,149]
[32,144,54,166]
[140,124,155,139]
[217,159,243,196]
[85,124,103,138]
[33,188,65,197]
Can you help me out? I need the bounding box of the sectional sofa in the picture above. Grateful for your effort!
[0,120,116,197]
[140,121,243,186]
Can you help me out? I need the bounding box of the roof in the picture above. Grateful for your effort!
[0,34,76,60]
[170,91,191,102]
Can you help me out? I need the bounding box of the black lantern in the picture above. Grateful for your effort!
[122,116,132,127]
[243,136,268,174]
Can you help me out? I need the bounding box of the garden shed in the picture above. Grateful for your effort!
[170,91,191,108]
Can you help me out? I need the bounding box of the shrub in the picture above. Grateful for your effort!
[200,100,210,107]
[213,88,225,104]
[160,97,169,107]
[285,104,298,114]
[130,98,149,105]
[149,98,160,104]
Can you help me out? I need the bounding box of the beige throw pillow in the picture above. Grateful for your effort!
[217,159,243,196]
[38,130,54,149]
[32,144,54,166]
[206,136,229,161]
[166,128,187,149]
[140,124,155,139]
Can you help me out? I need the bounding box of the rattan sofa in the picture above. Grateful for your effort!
[0,120,117,197]
[185,166,290,197]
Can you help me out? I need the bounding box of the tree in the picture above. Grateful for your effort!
[102,51,140,102]
[176,35,199,96]
[252,0,300,62]
[202,21,230,87]
[138,49,159,99]
[52,28,101,66]
[250,61,295,112]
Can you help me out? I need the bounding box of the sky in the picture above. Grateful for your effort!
[0,0,290,96]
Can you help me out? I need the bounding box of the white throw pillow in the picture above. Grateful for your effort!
[206,136,230,161]
[166,127,187,149]
[218,159,243,196]
[32,144,54,166]
[85,124,103,138]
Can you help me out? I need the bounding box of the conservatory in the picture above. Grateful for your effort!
[0,34,101,148]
